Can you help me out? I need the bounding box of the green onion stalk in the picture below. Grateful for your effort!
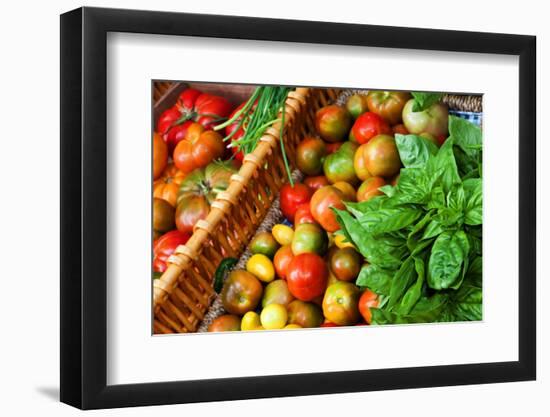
[214,86,294,186]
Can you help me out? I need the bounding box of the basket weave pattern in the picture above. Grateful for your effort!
[153,87,340,333]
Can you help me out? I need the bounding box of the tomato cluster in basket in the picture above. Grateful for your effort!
[152,87,246,273]
[208,90,453,332]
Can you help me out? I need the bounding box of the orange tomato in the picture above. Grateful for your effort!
[173,123,224,174]
[153,132,168,180]
[153,164,186,207]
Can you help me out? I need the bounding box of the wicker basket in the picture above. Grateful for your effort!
[153,85,341,334]
[152,85,481,334]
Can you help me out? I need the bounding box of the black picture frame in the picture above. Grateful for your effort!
[60,6,536,410]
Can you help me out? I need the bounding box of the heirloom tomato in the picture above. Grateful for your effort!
[246,254,275,283]
[310,186,346,233]
[208,315,241,332]
[345,94,369,119]
[323,141,359,185]
[366,91,411,125]
[260,304,288,330]
[322,281,361,326]
[153,198,175,239]
[173,125,225,174]
[280,183,313,222]
[176,88,234,129]
[362,134,401,178]
[329,247,361,282]
[250,231,280,259]
[291,223,328,256]
[153,163,186,207]
[351,112,392,145]
[175,162,236,234]
[287,300,324,328]
[296,137,327,176]
[152,230,190,272]
[221,270,263,315]
[402,98,449,142]
[286,253,328,301]
[315,105,352,143]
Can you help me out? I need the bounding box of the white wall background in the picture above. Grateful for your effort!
[0,0,546,415]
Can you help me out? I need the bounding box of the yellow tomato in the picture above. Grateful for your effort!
[246,254,275,283]
[260,304,288,330]
[284,324,302,329]
[272,224,294,246]
[334,234,356,250]
[241,311,261,331]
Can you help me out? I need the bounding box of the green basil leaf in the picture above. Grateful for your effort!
[396,256,425,315]
[439,284,482,322]
[411,92,444,112]
[447,183,466,212]
[388,256,416,310]
[395,134,439,168]
[394,167,434,204]
[427,186,446,209]
[357,207,422,235]
[335,209,404,269]
[356,264,393,295]
[427,230,470,290]
[427,137,461,193]
[463,178,482,225]
[422,218,445,240]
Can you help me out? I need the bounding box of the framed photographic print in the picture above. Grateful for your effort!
[60,6,536,410]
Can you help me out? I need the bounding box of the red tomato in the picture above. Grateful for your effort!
[358,289,379,324]
[351,112,392,145]
[280,183,313,223]
[157,88,234,152]
[320,322,339,328]
[286,253,328,301]
[178,88,203,111]
[294,203,317,225]
[157,106,181,136]
[303,176,330,192]
[186,92,234,129]
[153,230,191,272]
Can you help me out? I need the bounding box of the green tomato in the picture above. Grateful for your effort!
[249,231,280,259]
[323,141,359,185]
[291,223,328,256]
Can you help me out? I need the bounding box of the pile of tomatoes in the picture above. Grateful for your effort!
[153,87,246,273]
[209,90,450,332]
